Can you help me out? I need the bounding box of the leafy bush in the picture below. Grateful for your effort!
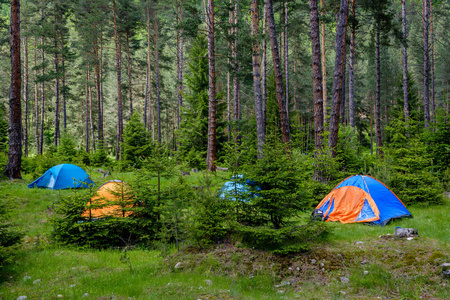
[0,200,23,272]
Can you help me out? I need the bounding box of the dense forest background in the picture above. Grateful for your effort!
[0,0,449,193]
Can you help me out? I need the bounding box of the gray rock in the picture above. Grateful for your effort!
[174,262,183,269]
[363,271,369,275]
[356,241,364,245]
[443,269,450,277]
[440,263,450,269]
[57,295,63,298]
[69,284,76,288]
[23,276,31,281]
[204,279,212,286]
[275,281,290,288]
[82,293,89,298]
[394,227,418,237]
[340,276,350,283]
[32,279,41,284]
[17,297,27,300]
[311,259,317,264]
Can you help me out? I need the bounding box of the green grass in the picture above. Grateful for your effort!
[0,174,449,299]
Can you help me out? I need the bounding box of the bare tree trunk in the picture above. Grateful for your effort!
[60,31,67,131]
[153,2,161,143]
[100,34,105,146]
[251,0,265,158]
[423,0,430,129]
[23,36,29,157]
[34,37,39,153]
[177,0,184,129]
[265,0,290,144]
[309,0,324,154]
[349,0,355,128]
[88,67,95,151]
[85,68,89,153]
[370,99,373,155]
[375,25,383,157]
[233,2,241,125]
[145,1,152,133]
[293,54,297,111]
[5,0,22,179]
[39,36,45,155]
[206,0,217,171]
[54,36,60,146]
[113,0,123,159]
[401,0,409,123]
[262,2,267,131]
[284,0,289,119]
[320,0,327,121]
[327,0,348,157]
[227,0,232,142]
[94,38,103,145]
[126,31,133,116]
[430,0,435,122]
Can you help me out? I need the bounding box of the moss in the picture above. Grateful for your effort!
[428,251,445,264]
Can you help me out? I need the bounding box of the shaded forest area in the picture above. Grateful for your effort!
[0,0,449,194]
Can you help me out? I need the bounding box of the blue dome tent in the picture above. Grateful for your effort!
[315,175,412,226]
[218,174,260,202]
[28,164,94,190]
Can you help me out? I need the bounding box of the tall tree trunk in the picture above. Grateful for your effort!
[309,0,324,158]
[251,0,265,158]
[227,0,232,142]
[100,33,105,147]
[5,0,22,179]
[349,0,355,128]
[233,2,241,125]
[113,0,123,159]
[327,0,348,157]
[423,0,430,128]
[60,31,67,131]
[206,0,217,171]
[401,0,409,123]
[153,2,161,143]
[262,2,267,132]
[284,0,289,119]
[126,31,133,116]
[88,67,95,151]
[23,36,29,157]
[85,68,90,153]
[430,0,435,122]
[320,0,327,121]
[375,25,383,157]
[94,38,103,146]
[265,0,290,144]
[370,99,373,155]
[145,1,152,133]
[340,53,346,125]
[177,0,184,129]
[39,36,45,155]
[54,36,60,146]
[34,37,39,153]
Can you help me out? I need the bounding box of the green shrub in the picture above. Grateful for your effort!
[0,199,23,272]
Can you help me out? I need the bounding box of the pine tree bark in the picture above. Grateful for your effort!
[145,1,152,133]
[233,2,241,124]
[94,38,103,145]
[34,37,39,153]
[349,0,355,128]
[401,0,409,123]
[113,0,123,159]
[262,2,267,131]
[320,0,327,121]
[54,35,60,146]
[5,0,22,179]
[423,0,430,128]
[430,0,435,123]
[39,36,45,155]
[153,2,161,143]
[340,53,346,125]
[206,0,217,171]
[265,0,290,144]
[23,36,29,157]
[60,31,67,131]
[88,67,95,151]
[251,0,265,158]
[309,0,324,161]
[284,1,289,119]
[227,0,232,142]
[177,0,184,129]
[85,68,90,153]
[375,25,383,157]
[327,0,348,157]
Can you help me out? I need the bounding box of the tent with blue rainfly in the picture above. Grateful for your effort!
[314,175,412,226]
[28,164,94,190]
[218,174,260,202]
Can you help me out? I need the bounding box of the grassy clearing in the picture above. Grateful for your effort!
[0,175,449,299]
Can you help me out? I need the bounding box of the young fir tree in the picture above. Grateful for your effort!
[121,113,151,169]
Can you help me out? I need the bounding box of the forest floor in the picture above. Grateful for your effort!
[0,175,449,300]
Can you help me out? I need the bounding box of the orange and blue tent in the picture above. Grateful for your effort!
[315,175,412,226]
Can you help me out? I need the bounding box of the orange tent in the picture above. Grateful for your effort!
[81,180,135,219]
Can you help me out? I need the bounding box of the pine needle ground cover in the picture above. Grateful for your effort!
[0,176,449,299]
